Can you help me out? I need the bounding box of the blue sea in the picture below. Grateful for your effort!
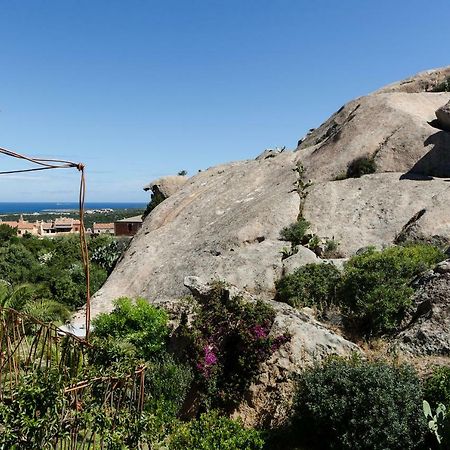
[0,202,147,214]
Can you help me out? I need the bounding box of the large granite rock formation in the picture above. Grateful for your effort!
[71,67,450,422]
[436,100,450,131]
[79,67,450,317]
[302,173,450,256]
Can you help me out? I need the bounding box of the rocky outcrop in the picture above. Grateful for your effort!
[143,175,188,198]
[296,92,450,182]
[75,66,450,317]
[282,246,319,275]
[395,260,450,356]
[74,152,301,322]
[184,277,360,428]
[375,67,450,94]
[435,100,450,131]
[69,66,450,425]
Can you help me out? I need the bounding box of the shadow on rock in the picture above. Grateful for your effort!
[400,131,450,180]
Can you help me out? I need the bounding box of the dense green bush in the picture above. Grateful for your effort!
[338,244,444,335]
[179,282,290,411]
[167,411,264,450]
[292,357,426,450]
[432,76,450,92]
[0,370,68,449]
[145,353,193,415]
[279,218,310,247]
[0,223,17,241]
[424,366,450,411]
[0,234,116,314]
[276,263,341,310]
[92,297,169,361]
[346,155,376,178]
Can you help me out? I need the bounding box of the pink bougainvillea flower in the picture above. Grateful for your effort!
[204,344,218,366]
[251,324,268,339]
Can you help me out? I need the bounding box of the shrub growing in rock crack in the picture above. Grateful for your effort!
[432,76,450,92]
[346,155,376,178]
[178,282,290,412]
[338,244,445,335]
[279,219,310,247]
[275,263,341,310]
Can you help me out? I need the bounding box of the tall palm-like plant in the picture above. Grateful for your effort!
[0,280,70,324]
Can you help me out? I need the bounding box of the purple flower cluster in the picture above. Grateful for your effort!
[204,345,218,365]
[251,324,268,339]
[197,344,218,378]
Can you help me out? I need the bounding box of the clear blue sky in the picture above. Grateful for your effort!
[0,0,449,202]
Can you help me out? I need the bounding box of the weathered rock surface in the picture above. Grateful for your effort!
[436,100,450,131]
[143,175,188,199]
[184,277,360,428]
[75,153,300,322]
[74,66,450,319]
[296,92,450,182]
[282,246,319,275]
[395,260,450,356]
[302,173,450,256]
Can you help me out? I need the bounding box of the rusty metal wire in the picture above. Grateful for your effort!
[0,145,91,338]
[0,147,148,447]
[53,366,146,449]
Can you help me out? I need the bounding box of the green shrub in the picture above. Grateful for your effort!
[142,189,166,220]
[279,219,310,247]
[0,223,17,241]
[323,239,340,258]
[432,76,450,92]
[346,155,376,178]
[338,244,444,335]
[92,297,169,360]
[167,411,264,450]
[423,400,450,447]
[292,357,426,450]
[276,263,341,310]
[424,366,450,411]
[145,353,193,416]
[0,370,68,449]
[90,236,127,274]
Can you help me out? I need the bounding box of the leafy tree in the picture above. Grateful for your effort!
[0,244,39,284]
[0,223,17,242]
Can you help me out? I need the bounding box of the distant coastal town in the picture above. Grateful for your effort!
[0,207,145,237]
